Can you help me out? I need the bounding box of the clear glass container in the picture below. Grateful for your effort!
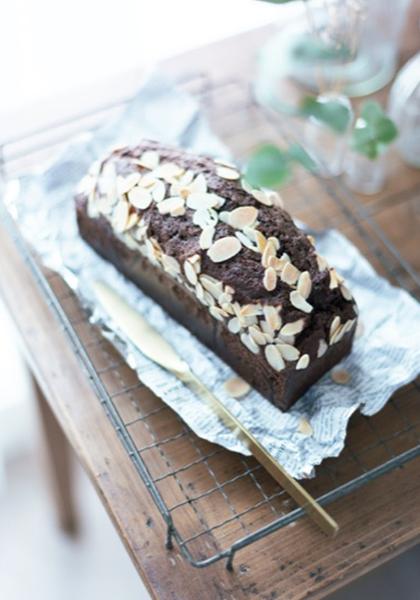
[388,53,420,168]
[344,150,387,195]
[303,93,353,178]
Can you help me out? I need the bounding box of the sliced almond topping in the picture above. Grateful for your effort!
[158,196,185,215]
[240,333,260,355]
[281,262,300,285]
[316,254,328,271]
[187,192,223,210]
[317,339,328,358]
[263,305,281,331]
[189,173,207,194]
[138,173,158,188]
[290,291,313,313]
[214,157,237,168]
[116,172,141,195]
[126,212,140,229]
[307,234,316,245]
[329,316,341,340]
[341,319,355,335]
[262,240,277,268]
[137,150,160,170]
[239,304,262,318]
[208,236,242,263]
[128,187,153,210]
[276,333,295,345]
[228,206,258,229]
[170,205,186,217]
[209,306,228,322]
[297,271,312,300]
[154,162,184,181]
[255,230,267,253]
[340,285,353,301]
[329,268,340,289]
[331,324,345,345]
[277,344,300,361]
[331,367,351,385]
[223,376,251,398]
[162,255,181,275]
[221,302,234,315]
[298,417,313,436]
[260,319,275,338]
[199,274,223,299]
[264,345,285,372]
[218,292,233,306]
[235,231,259,252]
[263,267,277,292]
[228,317,241,334]
[268,237,280,251]
[251,189,272,206]
[112,200,130,232]
[280,319,305,336]
[203,291,216,307]
[296,354,310,370]
[184,260,198,285]
[188,253,201,266]
[266,190,283,208]
[248,326,267,345]
[199,226,215,250]
[151,180,166,203]
[225,285,235,295]
[216,166,240,180]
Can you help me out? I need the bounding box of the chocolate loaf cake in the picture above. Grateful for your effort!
[76,140,357,410]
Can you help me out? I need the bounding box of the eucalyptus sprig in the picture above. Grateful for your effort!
[299,95,352,134]
[351,101,398,160]
[244,143,316,189]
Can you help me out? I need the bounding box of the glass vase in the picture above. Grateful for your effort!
[344,151,387,195]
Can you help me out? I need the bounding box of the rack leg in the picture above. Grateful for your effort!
[226,551,235,571]
[165,524,174,550]
[33,374,78,534]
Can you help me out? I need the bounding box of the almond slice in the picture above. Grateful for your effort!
[151,180,166,203]
[329,268,340,289]
[187,192,223,210]
[297,271,312,300]
[158,196,185,215]
[223,376,251,398]
[248,326,267,346]
[162,255,181,275]
[329,316,341,340]
[189,173,207,194]
[128,187,153,210]
[216,166,240,180]
[276,343,300,361]
[251,189,273,206]
[298,417,313,436]
[280,319,305,336]
[331,367,351,384]
[199,274,223,299]
[116,172,141,195]
[255,230,267,253]
[264,345,285,372]
[296,354,310,370]
[154,162,184,181]
[199,226,215,250]
[340,285,353,301]
[317,339,328,358]
[207,236,242,263]
[137,150,160,170]
[112,200,130,232]
[235,231,259,252]
[290,291,313,313]
[281,262,300,285]
[316,254,328,271]
[184,260,198,285]
[209,306,228,322]
[228,206,258,229]
[240,333,260,355]
[228,317,241,334]
[262,240,277,268]
[263,305,281,331]
[263,267,277,291]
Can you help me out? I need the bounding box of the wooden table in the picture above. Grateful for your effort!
[1,8,420,600]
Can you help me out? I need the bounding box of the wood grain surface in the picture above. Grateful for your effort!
[0,3,420,599]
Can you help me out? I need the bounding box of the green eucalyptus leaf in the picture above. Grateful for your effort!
[299,95,352,134]
[244,144,291,188]
[351,101,398,159]
[287,143,317,171]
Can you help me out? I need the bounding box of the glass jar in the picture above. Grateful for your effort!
[388,53,420,168]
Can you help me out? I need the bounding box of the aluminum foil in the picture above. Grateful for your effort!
[5,72,420,479]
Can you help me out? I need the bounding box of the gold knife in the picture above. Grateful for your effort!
[92,280,339,537]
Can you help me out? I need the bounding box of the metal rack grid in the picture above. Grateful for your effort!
[1,74,419,571]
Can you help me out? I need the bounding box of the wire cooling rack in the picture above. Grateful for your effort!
[1,74,419,570]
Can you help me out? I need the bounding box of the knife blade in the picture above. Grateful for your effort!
[92,280,339,537]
